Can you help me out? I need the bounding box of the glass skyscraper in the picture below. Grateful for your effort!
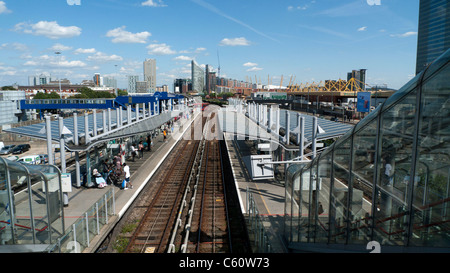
[191,60,205,94]
[416,0,450,74]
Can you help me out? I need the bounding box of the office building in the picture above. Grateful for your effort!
[93,73,101,87]
[136,81,149,93]
[103,76,117,89]
[416,0,450,74]
[127,75,139,93]
[191,60,205,94]
[143,58,156,92]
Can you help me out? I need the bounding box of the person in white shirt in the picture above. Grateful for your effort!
[123,163,133,189]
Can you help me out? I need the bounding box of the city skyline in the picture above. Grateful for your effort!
[0,0,420,90]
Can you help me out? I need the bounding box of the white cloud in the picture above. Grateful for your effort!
[147,43,176,55]
[106,26,151,43]
[87,52,123,62]
[358,26,367,32]
[246,67,263,72]
[0,1,11,14]
[74,48,96,54]
[243,62,258,67]
[0,42,28,51]
[50,43,72,52]
[141,0,167,7]
[288,5,308,11]
[24,55,87,68]
[219,37,250,46]
[390,31,417,38]
[173,55,192,61]
[14,21,81,39]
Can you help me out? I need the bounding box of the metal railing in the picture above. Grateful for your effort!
[46,188,115,253]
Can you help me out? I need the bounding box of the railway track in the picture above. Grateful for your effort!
[117,106,244,253]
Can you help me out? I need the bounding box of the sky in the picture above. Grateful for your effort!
[0,0,420,90]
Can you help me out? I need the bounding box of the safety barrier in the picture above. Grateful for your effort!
[46,188,115,253]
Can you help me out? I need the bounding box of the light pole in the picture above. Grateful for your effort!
[55,51,62,99]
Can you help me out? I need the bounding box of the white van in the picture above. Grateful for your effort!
[18,155,41,165]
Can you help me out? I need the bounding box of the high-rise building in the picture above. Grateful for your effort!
[191,60,205,94]
[143,58,156,92]
[347,69,367,90]
[136,81,149,93]
[93,73,101,86]
[103,76,117,89]
[127,75,139,93]
[205,65,216,94]
[416,0,450,74]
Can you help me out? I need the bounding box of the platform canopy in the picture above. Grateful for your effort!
[218,109,353,145]
[3,110,176,151]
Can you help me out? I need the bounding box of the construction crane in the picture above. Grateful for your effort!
[217,49,221,79]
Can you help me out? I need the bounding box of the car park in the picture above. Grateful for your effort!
[11,144,31,154]
[0,145,16,155]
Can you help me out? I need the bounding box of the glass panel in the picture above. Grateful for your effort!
[348,118,378,244]
[0,159,13,245]
[374,90,417,246]
[330,136,352,243]
[284,165,293,243]
[299,168,310,242]
[315,149,332,243]
[9,163,33,244]
[411,61,450,248]
[309,163,318,242]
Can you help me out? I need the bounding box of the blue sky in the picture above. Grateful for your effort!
[0,0,419,90]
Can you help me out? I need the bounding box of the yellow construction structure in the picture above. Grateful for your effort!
[287,77,369,92]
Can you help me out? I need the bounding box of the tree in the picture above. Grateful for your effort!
[1,86,16,90]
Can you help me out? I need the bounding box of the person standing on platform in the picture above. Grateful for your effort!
[138,141,144,159]
[163,129,167,142]
[123,163,133,190]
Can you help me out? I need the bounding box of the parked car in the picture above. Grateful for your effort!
[11,144,31,154]
[18,155,41,165]
[39,154,49,164]
[0,145,16,155]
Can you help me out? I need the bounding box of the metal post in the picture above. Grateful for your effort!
[45,116,54,165]
[102,110,107,134]
[72,224,78,253]
[85,113,91,187]
[119,106,123,126]
[74,113,81,188]
[59,117,68,206]
[299,116,305,160]
[116,108,120,129]
[286,110,290,145]
[93,109,97,137]
[107,108,112,131]
[136,104,140,121]
[312,116,317,159]
[276,107,280,138]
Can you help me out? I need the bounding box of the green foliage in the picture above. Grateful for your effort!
[1,86,16,90]
[72,87,116,99]
[117,89,128,96]
[33,91,61,99]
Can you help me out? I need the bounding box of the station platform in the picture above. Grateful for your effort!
[223,133,289,253]
[61,110,199,252]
